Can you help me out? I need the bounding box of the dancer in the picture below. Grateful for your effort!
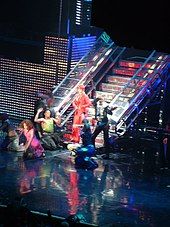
[160,120,170,169]
[33,90,55,137]
[68,118,98,170]
[34,108,63,150]
[19,119,45,159]
[0,112,19,151]
[71,85,92,143]
[91,98,117,159]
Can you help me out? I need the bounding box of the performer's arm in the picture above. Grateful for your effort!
[82,95,92,108]
[53,115,62,126]
[72,99,78,110]
[34,108,45,123]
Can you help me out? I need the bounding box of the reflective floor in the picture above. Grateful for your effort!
[0,142,170,227]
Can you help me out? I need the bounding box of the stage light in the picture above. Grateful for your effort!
[105,48,112,56]
[65,213,87,225]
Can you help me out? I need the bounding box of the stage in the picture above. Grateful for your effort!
[0,142,170,227]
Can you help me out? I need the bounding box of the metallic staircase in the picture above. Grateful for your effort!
[52,32,126,123]
[51,31,170,137]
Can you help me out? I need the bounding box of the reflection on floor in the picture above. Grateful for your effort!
[0,143,170,227]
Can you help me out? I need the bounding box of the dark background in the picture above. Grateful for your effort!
[91,0,170,53]
[0,0,59,35]
[0,0,60,62]
[0,0,169,54]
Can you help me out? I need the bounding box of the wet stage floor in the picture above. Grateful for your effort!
[0,146,170,227]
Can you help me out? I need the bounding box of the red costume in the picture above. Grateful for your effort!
[71,86,92,143]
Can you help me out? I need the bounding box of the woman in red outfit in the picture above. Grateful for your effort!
[71,85,92,143]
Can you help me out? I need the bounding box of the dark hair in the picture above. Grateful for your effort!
[44,109,52,114]
[0,112,9,121]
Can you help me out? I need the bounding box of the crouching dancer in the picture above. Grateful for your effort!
[34,108,63,150]
[18,119,45,159]
[70,118,98,170]
[0,112,19,151]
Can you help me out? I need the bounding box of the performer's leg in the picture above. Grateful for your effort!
[103,124,110,148]
[0,136,10,151]
[103,124,110,158]
[52,133,63,148]
[72,113,83,143]
[159,137,167,168]
[166,139,170,168]
[91,125,102,148]
[41,135,57,150]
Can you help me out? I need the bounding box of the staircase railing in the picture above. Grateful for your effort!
[108,51,169,133]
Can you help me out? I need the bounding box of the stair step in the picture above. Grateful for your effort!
[112,67,136,76]
[95,90,116,102]
[100,83,123,93]
[112,67,149,77]
[107,75,131,85]
[119,60,152,69]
